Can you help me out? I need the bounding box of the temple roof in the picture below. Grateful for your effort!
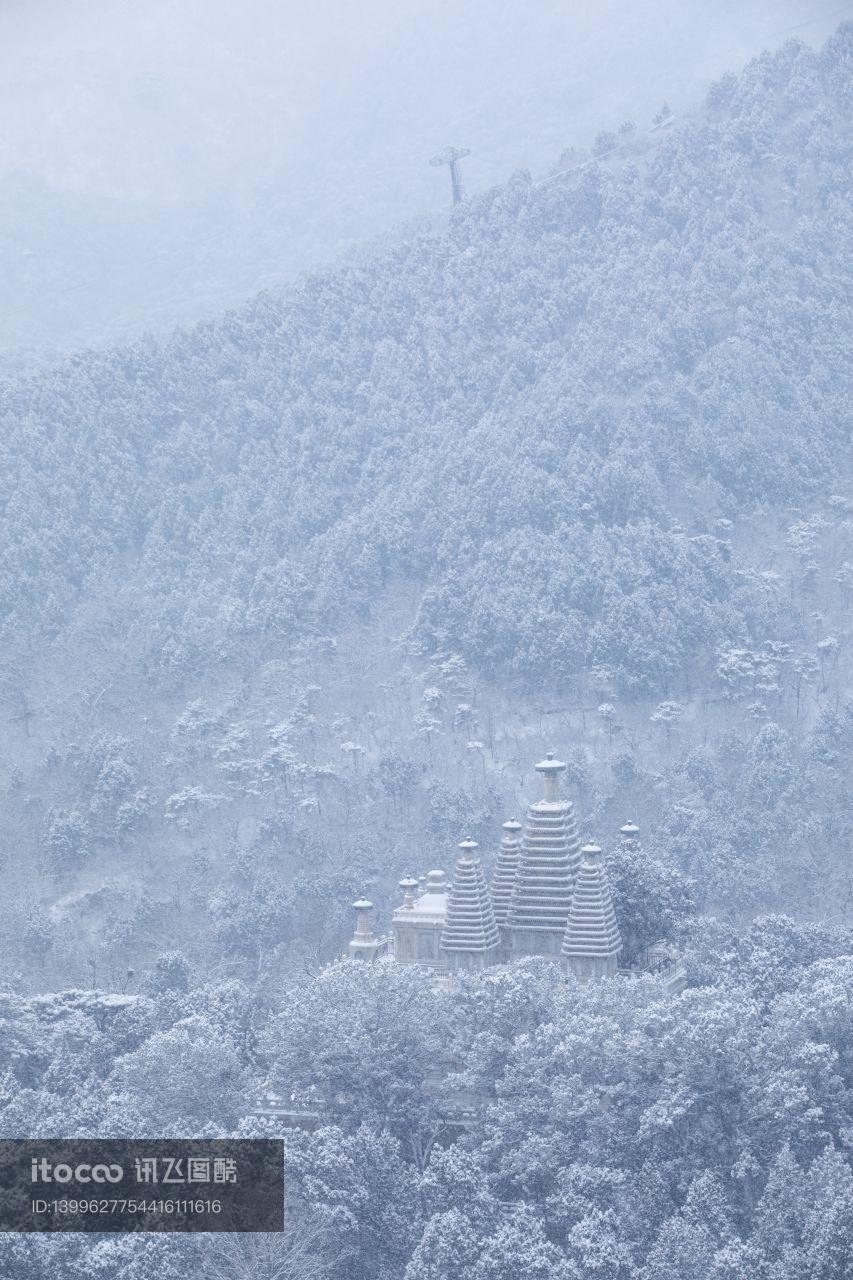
[397,893,448,923]
[392,869,448,925]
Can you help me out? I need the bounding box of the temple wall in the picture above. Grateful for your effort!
[510,927,565,958]
[562,953,618,980]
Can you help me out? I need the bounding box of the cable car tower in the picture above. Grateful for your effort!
[430,146,471,206]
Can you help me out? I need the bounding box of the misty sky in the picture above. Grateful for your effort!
[2,0,849,354]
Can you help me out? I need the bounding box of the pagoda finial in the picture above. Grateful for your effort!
[620,822,640,845]
[535,751,567,802]
[458,837,479,859]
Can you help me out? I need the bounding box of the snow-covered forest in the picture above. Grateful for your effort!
[1,16,852,1280]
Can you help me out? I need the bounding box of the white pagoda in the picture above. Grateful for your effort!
[349,751,627,981]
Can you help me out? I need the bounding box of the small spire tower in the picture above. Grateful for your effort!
[491,818,522,959]
[347,898,387,962]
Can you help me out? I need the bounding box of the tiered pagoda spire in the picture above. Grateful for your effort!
[561,844,622,979]
[491,817,522,957]
[509,753,582,958]
[440,839,501,971]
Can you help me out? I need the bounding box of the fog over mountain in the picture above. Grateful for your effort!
[1,0,847,360]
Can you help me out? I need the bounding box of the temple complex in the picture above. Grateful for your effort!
[256,752,682,1132]
[347,751,651,982]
